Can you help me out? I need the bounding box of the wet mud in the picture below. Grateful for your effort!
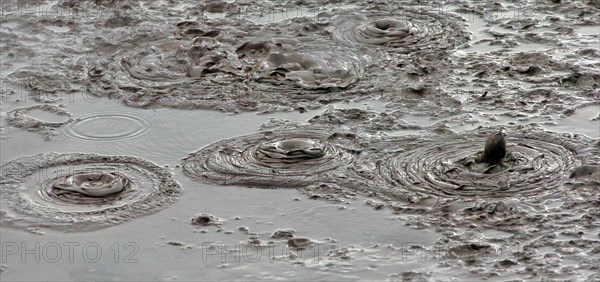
[5,104,73,139]
[62,112,165,142]
[359,126,597,199]
[1,0,599,280]
[0,153,180,232]
[181,124,599,279]
[182,127,362,188]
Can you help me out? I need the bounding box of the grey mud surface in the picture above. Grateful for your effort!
[0,0,599,281]
[0,152,181,232]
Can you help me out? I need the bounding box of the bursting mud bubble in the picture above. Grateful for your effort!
[0,153,180,232]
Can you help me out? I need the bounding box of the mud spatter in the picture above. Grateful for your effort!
[0,153,180,232]
[182,127,362,188]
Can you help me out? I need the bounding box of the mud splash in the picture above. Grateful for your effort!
[182,127,361,188]
[358,126,596,199]
[0,153,180,232]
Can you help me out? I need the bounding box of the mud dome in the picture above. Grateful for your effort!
[0,153,180,232]
[358,126,597,199]
[182,127,361,188]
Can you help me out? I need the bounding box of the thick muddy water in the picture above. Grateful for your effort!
[1,0,599,281]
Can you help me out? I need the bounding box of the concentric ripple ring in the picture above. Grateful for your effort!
[63,113,164,142]
[367,128,595,198]
[331,8,471,54]
[0,153,180,232]
[182,128,360,188]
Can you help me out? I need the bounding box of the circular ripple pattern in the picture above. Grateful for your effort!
[371,129,594,198]
[331,8,470,54]
[183,129,360,188]
[63,113,164,142]
[0,153,180,232]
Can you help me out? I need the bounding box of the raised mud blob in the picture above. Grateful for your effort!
[182,128,360,188]
[362,127,595,198]
[458,130,508,174]
[53,172,128,197]
[256,139,325,165]
[191,213,223,226]
[0,153,180,232]
[331,8,470,55]
[476,131,507,165]
[5,104,73,138]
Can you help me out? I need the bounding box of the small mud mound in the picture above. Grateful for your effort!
[5,104,73,138]
[330,8,470,55]
[182,128,361,188]
[364,127,595,198]
[0,153,180,232]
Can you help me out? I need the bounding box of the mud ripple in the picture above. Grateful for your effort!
[182,128,361,188]
[62,112,164,142]
[0,153,180,232]
[365,127,595,198]
[330,8,470,55]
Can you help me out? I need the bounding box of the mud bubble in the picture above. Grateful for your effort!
[0,153,180,232]
[182,128,361,188]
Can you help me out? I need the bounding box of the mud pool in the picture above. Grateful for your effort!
[1,0,599,281]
